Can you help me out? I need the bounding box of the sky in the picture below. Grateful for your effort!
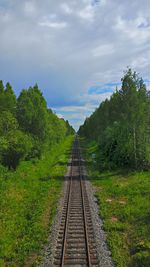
[0,0,150,130]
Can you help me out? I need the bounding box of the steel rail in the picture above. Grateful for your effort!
[61,145,74,267]
[57,137,95,267]
[78,144,91,267]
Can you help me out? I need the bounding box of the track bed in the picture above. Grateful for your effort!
[54,138,99,267]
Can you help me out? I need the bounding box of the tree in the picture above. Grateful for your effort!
[0,80,74,169]
[79,68,150,170]
[0,82,16,114]
[0,111,18,136]
[17,85,48,141]
[0,80,5,111]
[4,83,17,114]
[0,80,4,94]
[0,111,32,169]
[1,130,32,170]
[65,120,75,135]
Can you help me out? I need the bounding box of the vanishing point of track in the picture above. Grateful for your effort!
[54,137,99,267]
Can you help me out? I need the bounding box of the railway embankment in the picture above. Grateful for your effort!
[40,138,114,267]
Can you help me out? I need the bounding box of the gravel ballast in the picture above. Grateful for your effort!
[82,159,114,267]
[39,158,114,267]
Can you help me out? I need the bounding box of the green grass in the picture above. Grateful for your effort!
[82,140,150,267]
[0,135,74,267]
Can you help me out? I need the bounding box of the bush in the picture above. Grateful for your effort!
[130,251,150,267]
[1,130,33,169]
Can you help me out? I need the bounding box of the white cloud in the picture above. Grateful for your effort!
[55,105,96,113]
[78,5,94,20]
[24,1,37,16]
[56,113,64,119]
[61,3,72,14]
[53,91,112,130]
[0,0,150,129]
[39,20,68,29]
[114,15,150,44]
[93,44,115,57]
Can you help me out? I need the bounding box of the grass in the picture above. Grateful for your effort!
[0,135,74,267]
[82,139,150,267]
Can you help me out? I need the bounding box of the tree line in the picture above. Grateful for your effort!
[79,68,150,170]
[0,81,74,169]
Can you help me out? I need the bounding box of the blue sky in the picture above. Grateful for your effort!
[0,0,150,130]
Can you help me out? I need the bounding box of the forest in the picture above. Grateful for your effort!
[0,81,74,266]
[0,81,74,170]
[79,68,150,267]
[79,68,150,170]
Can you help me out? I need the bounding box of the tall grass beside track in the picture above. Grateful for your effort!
[0,135,74,267]
[82,140,150,267]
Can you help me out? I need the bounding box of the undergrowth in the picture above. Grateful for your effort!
[0,135,74,267]
[82,139,150,267]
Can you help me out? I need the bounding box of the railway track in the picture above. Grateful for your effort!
[54,137,99,267]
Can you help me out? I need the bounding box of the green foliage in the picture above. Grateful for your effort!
[0,81,74,169]
[66,120,75,135]
[0,82,16,114]
[1,130,33,170]
[0,111,32,169]
[79,68,150,170]
[5,82,17,114]
[0,80,4,92]
[0,136,74,266]
[83,139,150,267]
[17,85,48,141]
[93,171,150,267]
[47,110,66,143]
[0,111,18,135]
[130,251,150,267]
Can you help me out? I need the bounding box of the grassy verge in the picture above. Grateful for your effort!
[81,139,150,267]
[0,135,74,267]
